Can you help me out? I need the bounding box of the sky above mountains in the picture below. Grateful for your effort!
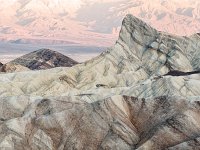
[1,0,200,47]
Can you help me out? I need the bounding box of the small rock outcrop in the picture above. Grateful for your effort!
[10,49,78,70]
[0,15,199,150]
[0,63,30,73]
[0,62,3,71]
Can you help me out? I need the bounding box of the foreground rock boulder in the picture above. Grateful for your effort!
[0,14,199,149]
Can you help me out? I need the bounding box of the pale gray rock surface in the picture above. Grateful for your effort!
[0,63,30,73]
[0,15,199,149]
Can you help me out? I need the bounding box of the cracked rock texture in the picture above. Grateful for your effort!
[0,14,200,150]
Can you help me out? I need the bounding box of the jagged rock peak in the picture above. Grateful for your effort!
[118,14,156,43]
[116,14,200,73]
[10,49,78,70]
[121,14,156,33]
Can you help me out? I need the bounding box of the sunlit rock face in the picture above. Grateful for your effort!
[0,15,200,150]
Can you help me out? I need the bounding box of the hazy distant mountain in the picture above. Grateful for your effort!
[9,49,78,70]
[1,0,200,46]
[9,38,77,45]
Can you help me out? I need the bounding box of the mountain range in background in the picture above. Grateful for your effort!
[1,0,200,63]
[1,0,200,46]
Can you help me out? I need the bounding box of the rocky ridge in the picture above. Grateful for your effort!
[0,15,199,149]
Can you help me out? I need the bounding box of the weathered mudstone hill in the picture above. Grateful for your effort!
[0,63,30,73]
[9,49,78,70]
[0,14,199,150]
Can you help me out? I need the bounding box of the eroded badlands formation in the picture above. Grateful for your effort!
[0,15,200,150]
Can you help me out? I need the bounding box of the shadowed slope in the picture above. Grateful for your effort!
[10,49,78,70]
